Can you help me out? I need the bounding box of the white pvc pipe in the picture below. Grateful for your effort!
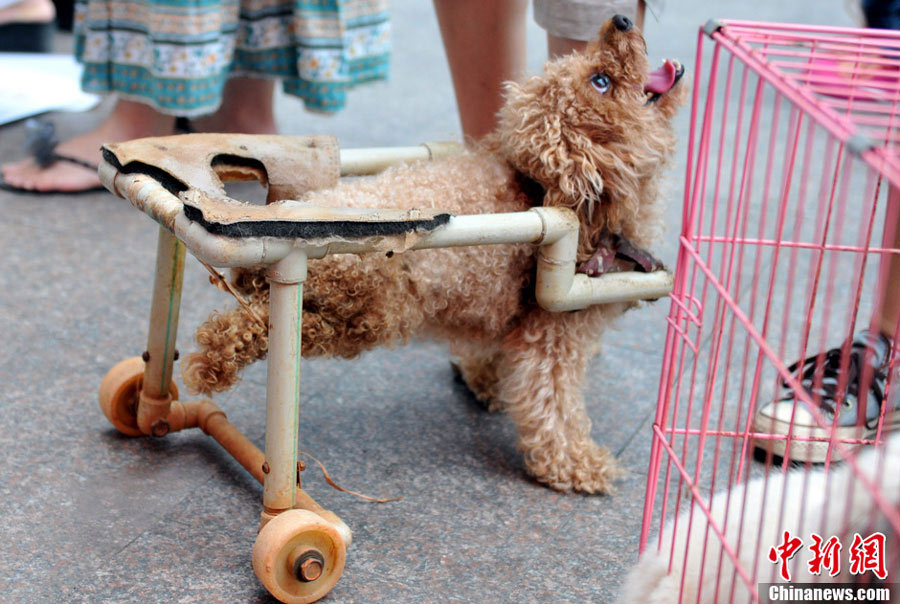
[564,271,673,307]
[100,146,673,311]
[262,251,308,512]
[339,142,463,176]
[340,147,431,176]
[142,227,186,397]
[412,211,546,249]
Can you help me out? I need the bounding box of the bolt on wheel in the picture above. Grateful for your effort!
[98,356,178,436]
[252,509,346,604]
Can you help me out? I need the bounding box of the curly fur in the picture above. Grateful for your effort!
[183,19,687,494]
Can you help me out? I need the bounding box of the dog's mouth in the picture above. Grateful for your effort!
[645,59,684,104]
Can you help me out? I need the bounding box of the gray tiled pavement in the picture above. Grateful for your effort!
[0,1,857,603]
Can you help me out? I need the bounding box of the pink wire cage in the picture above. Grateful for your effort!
[641,19,900,602]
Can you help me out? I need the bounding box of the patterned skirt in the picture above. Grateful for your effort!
[73,0,390,115]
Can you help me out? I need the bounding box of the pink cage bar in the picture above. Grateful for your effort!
[641,19,900,602]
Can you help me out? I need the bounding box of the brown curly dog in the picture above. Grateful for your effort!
[182,15,687,494]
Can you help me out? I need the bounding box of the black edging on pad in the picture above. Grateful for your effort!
[101,148,190,196]
[103,147,452,240]
[182,204,452,240]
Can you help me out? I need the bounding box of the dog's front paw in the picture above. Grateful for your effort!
[577,231,666,276]
[577,246,618,277]
[616,237,665,273]
[526,441,622,494]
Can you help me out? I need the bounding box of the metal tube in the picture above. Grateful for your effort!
[138,227,186,433]
[165,399,352,543]
[262,251,308,512]
[201,403,268,484]
[166,400,267,483]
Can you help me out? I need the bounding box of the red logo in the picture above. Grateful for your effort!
[767,531,889,581]
[808,533,842,577]
[848,532,887,580]
[769,531,804,581]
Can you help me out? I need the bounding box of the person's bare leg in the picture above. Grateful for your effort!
[433,0,527,141]
[192,77,278,134]
[877,187,900,339]
[0,0,54,24]
[546,1,645,59]
[1,99,174,192]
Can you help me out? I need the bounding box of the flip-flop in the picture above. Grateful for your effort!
[0,165,105,195]
[0,21,55,53]
[0,119,105,195]
[174,116,195,134]
[0,116,198,196]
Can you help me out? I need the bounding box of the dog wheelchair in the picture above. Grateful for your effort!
[97,133,672,604]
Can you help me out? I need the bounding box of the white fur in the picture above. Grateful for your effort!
[620,437,900,603]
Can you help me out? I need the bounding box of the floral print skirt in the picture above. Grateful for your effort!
[74,0,390,115]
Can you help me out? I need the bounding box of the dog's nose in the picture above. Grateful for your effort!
[612,14,633,32]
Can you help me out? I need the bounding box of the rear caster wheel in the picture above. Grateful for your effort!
[252,509,346,604]
[98,356,178,436]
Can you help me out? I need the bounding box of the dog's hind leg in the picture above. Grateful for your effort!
[181,276,270,395]
[182,255,424,394]
[300,254,425,359]
[494,310,621,494]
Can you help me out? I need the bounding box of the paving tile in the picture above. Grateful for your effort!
[0,1,861,602]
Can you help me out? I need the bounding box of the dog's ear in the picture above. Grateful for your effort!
[494,73,658,260]
[494,77,624,220]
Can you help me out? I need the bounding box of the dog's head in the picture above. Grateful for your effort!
[492,15,687,257]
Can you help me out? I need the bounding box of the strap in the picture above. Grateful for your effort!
[24,118,98,171]
[47,152,98,172]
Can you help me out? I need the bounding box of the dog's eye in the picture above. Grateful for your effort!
[590,73,611,94]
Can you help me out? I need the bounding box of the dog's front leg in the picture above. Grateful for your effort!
[450,341,504,412]
[577,230,665,276]
[494,311,621,494]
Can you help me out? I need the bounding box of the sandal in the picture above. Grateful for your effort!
[0,118,104,195]
[0,20,55,53]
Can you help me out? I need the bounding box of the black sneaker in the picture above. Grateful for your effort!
[753,330,900,462]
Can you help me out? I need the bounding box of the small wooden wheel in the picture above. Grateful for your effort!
[98,356,178,436]
[253,509,347,604]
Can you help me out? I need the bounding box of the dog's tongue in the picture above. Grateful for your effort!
[645,60,678,94]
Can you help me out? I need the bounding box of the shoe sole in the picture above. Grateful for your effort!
[752,410,900,463]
